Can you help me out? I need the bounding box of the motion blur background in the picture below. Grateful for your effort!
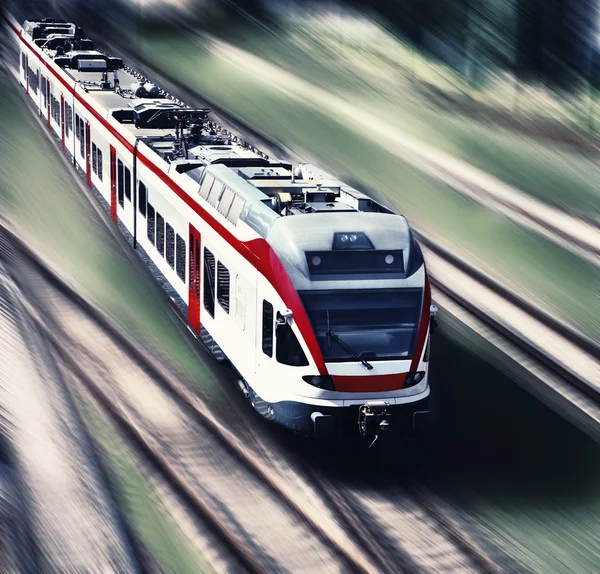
[2,0,600,572]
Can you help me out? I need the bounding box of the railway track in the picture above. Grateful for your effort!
[0,221,499,572]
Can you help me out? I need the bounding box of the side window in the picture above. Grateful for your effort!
[65,103,72,136]
[79,118,84,157]
[138,182,147,216]
[92,143,97,174]
[228,196,246,225]
[147,203,155,245]
[235,277,246,331]
[217,187,235,217]
[156,213,165,257]
[262,300,274,357]
[165,224,175,268]
[216,261,230,313]
[117,160,124,207]
[203,248,216,317]
[75,114,80,140]
[276,320,309,367]
[176,235,186,282]
[97,149,103,181]
[124,167,131,202]
[207,181,224,208]
[199,173,214,199]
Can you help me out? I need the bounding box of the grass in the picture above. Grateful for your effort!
[0,67,224,399]
[208,12,600,222]
[135,33,600,340]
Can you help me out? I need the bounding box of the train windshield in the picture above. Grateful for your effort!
[300,289,422,362]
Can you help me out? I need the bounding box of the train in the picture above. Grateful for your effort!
[9,15,437,441]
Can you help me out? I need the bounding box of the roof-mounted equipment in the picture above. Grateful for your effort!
[131,82,161,98]
[54,52,123,71]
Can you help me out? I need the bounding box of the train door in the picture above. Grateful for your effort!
[110,146,117,223]
[85,121,91,188]
[60,94,65,150]
[46,79,50,129]
[188,224,201,334]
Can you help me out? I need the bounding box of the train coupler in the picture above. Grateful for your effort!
[358,401,392,448]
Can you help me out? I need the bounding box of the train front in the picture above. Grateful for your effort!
[265,212,436,441]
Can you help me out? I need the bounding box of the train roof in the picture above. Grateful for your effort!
[22,18,423,285]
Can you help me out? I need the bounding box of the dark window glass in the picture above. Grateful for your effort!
[147,203,155,245]
[124,167,131,201]
[195,239,200,299]
[276,320,309,366]
[166,224,175,268]
[97,149,103,181]
[176,235,186,282]
[156,213,165,257]
[203,248,215,317]
[117,160,124,207]
[138,182,147,216]
[217,261,230,314]
[92,143,97,174]
[189,233,193,289]
[300,289,422,361]
[75,114,80,139]
[262,301,273,357]
[79,119,84,157]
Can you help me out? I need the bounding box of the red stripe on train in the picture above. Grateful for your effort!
[333,373,407,392]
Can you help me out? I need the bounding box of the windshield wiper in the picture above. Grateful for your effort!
[326,311,373,370]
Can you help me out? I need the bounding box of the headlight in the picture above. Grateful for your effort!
[404,371,426,388]
[302,375,336,391]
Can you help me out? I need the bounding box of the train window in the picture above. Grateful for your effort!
[203,248,216,318]
[79,118,84,157]
[207,181,224,208]
[217,262,230,314]
[92,143,97,174]
[21,53,25,72]
[75,114,80,140]
[138,182,147,216]
[228,196,246,225]
[124,167,131,202]
[97,149,103,181]
[199,173,214,200]
[262,301,274,357]
[65,103,70,137]
[217,187,235,217]
[117,160,124,207]
[165,224,175,268]
[195,239,200,299]
[176,235,186,282]
[276,320,309,367]
[156,213,165,257]
[235,277,246,331]
[147,203,155,245]
[41,77,47,108]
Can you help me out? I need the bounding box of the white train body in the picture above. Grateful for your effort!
[10,16,435,438]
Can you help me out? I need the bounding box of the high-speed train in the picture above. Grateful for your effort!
[9,16,437,440]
